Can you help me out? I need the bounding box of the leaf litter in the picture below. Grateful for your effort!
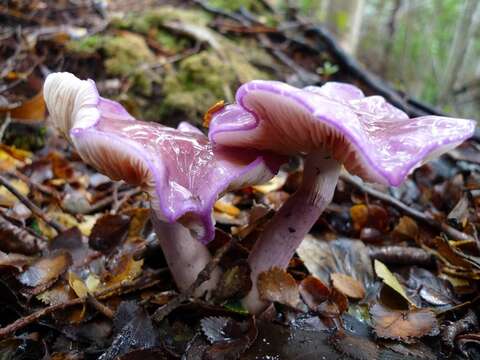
[0,0,480,359]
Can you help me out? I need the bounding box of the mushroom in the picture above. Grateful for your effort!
[208,80,476,313]
[44,73,282,296]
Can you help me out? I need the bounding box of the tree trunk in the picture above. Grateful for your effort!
[438,0,479,104]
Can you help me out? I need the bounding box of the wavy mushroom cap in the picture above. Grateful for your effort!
[209,80,476,186]
[44,73,283,244]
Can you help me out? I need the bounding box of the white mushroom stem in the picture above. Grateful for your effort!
[151,211,220,297]
[243,149,341,314]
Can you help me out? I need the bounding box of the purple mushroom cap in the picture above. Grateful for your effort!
[44,73,283,244]
[209,80,476,186]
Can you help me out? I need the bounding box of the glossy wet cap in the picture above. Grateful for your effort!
[209,80,476,186]
[44,72,283,243]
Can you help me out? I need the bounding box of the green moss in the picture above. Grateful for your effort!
[68,32,156,95]
[206,0,264,12]
[66,35,104,55]
[160,50,235,121]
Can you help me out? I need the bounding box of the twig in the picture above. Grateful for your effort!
[87,296,114,319]
[0,175,65,233]
[0,112,12,142]
[341,172,473,241]
[84,187,142,214]
[153,238,236,322]
[0,270,165,338]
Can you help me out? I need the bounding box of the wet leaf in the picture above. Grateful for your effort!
[331,273,365,300]
[89,214,131,253]
[37,282,74,305]
[297,236,374,291]
[393,216,419,241]
[201,316,232,343]
[18,250,72,294]
[299,276,330,311]
[374,259,414,306]
[257,267,300,308]
[329,331,380,360]
[407,267,457,307]
[100,301,158,360]
[49,227,90,266]
[370,303,439,342]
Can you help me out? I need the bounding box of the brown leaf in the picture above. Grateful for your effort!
[89,214,131,253]
[350,204,369,231]
[48,151,75,180]
[18,250,72,294]
[331,273,365,299]
[299,275,330,311]
[7,91,46,121]
[257,267,300,308]
[393,216,419,241]
[370,303,439,342]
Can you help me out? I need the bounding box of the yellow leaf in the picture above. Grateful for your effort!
[374,259,415,306]
[85,273,101,293]
[0,179,29,207]
[78,214,101,236]
[252,171,288,194]
[68,271,89,298]
[214,199,240,216]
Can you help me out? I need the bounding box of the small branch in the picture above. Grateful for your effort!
[87,296,114,319]
[84,187,142,215]
[340,172,473,241]
[0,270,165,338]
[0,113,12,142]
[153,238,236,322]
[0,175,65,233]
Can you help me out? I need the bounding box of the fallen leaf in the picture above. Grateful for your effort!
[0,179,29,207]
[393,216,419,241]
[257,267,300,308]
[8,91,46,121]
[89,214,131,253]
[297,236,373,291]
[18,250,72,294]
[370,303,439,342]
[252,171,288,194]
[331,273,365,300]
[68,271,89,298]
[214,198,241,217]
[374,259,414,306]
[350,204,369,231]
[37,282,74,305]
[299,275,330,312]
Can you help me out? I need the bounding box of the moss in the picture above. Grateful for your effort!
[66,35,104,55]
[160,51,235,121]
[68,32,156,95]
[111,7,211,53]
[206,0,264,12]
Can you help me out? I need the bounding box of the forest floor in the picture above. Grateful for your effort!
[0,1,480,359]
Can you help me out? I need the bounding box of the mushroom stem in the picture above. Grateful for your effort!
[243,149,341,313]
[151,211,220,297]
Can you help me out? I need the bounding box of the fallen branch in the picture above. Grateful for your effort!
[0,270,165,338]
[153,238,236,322]
[341,172,473,241]
[0,174,65,233]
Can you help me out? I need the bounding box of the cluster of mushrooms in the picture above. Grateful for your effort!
[44,72,475,314]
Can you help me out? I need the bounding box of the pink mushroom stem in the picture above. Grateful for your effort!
[151,211,220,296]
[243,149,341,313]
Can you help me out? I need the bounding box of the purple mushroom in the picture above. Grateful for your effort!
[209,80,476,313]
[44,72,282,296]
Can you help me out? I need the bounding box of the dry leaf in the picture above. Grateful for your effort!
[8,91,46,121]
[350,204,369,231]
[374,259,414,306]
[252,171,288,194]
[89,214,131,253]
[370,303,439,342]
[0,179,29,207]
[68,271,89,298]
[19,250,72,294]
[257,267,300,308]
[214,199,241,217]
[393,216,419,241]
[331,273,365,299]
